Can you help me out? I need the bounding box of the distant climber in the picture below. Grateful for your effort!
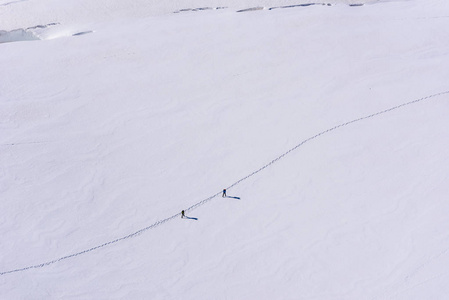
[181,210,185,218]
[222,189,227,197]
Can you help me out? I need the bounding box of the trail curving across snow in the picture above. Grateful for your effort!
[1,90,448,276]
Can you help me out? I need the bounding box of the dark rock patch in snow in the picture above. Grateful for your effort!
[269,3,332,10]
[237,7,265,13]
[174,7,226,14]
[26,23,58,30]
[172,3,365,15]
[73,30,93,36]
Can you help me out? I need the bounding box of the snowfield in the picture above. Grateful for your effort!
[1,0,449,299]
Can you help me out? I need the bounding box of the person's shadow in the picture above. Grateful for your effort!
[224,195,241,200]
[184,215,198,220]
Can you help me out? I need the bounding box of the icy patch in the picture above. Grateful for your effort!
[0,23,58,44]
[0,23,94,44]
[0,28,39,43]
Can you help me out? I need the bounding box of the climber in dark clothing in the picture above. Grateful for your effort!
[181,210,185,218]
[222,189,227,197]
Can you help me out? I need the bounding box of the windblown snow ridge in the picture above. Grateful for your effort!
[1,90,448,276]
[0,23,58,44]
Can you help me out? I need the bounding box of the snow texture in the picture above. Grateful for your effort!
[1,0,449,299]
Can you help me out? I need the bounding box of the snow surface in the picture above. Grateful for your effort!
[1,0,449,299]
